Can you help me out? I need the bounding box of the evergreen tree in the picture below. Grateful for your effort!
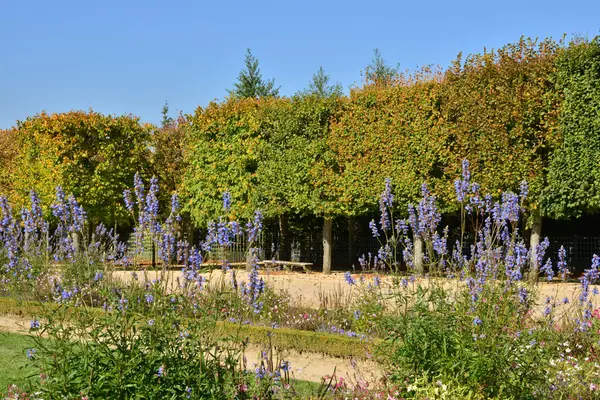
[301,66,343,98]
[364,48,398,87]
[161,101,173,127]
[230,49,280,98]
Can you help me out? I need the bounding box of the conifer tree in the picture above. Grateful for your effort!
[230,49,280,98]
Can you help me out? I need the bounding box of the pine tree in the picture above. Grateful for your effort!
[302,66,343,98]
[364,48,398,87]
[161,101,173,127]
[230,49,280,98]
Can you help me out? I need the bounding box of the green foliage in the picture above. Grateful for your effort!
[301,66,343,98]
[384,282,555,398]
[315,77,450,216]
[255,95,340,217]
[28,292,247,399]
[363,48,399,88]
[150,113,188,210]
[183,98,268,225]
[10,111,152,226]
[543,37,600,218]
[230,49,280,99]
[161,101,174,127]
[440,37,561,215]
[0,128,18,196]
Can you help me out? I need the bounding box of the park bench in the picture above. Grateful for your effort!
[258,260,313,273]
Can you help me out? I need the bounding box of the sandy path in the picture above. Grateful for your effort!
[112,269,598,309]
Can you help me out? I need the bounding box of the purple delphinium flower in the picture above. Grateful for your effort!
[93,271,103,282]
[123,189,134,213]
[344,271,356,285]
[473,317,482,326]
[30,319,40,329]
[368,220,379,238]
[222,191,232,212]
[518,287,528,304]
[535,237,550,270]
[557,246,568,280]
[454,159,471,203]
[373,275,381,287]
[416,183,441,237]
[246,211,263,244]
[540,258,554,282]
[26,348,36,359]
[378,178,393,231]
[519,181,529,203]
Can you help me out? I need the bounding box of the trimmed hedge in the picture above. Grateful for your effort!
[0,297,379,360]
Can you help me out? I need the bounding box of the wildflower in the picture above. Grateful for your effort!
[518,287,528,304]
[255,365,266,379]
[61,289,72,301]
[123,190,134,213]
[519,180,529,202]
[93,271,103,282]
[222,191,232,211]
[148,319,155,326]
[157,365,165,377]
[170,193,180,215]
[145,294,154,304]
[473,317,483,326]
[344,271,356,285]
[368,220,380,238]
[557,246,568,280]
[454,159,471,202]
[30,319,40,330]
[26,348,36,359]
[540,258,554,281]
[373,275,381,287]
[246,211,263,244]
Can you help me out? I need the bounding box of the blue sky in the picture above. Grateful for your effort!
[1,0,599,128]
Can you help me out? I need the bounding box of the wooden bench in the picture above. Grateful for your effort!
[258,260,313,273]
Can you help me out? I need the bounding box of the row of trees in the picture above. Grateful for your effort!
[1,36,599,272]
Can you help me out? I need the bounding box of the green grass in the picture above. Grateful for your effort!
[0,332,37,396]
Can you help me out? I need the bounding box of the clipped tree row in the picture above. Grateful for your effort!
[4,111,153,227]
[2,36,600,274]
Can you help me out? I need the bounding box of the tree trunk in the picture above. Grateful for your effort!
[322,217,333,274]
[72,232,80,255]
[348,216,356,268]
[529,215,543,282]
[246,251,253,272]
[152,241,156,269]
[413,234,424,275]
[279,213,291,261]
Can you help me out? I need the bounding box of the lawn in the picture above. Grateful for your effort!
[0,332,37,396]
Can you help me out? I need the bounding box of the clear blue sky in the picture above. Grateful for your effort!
[1,0,599,129]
